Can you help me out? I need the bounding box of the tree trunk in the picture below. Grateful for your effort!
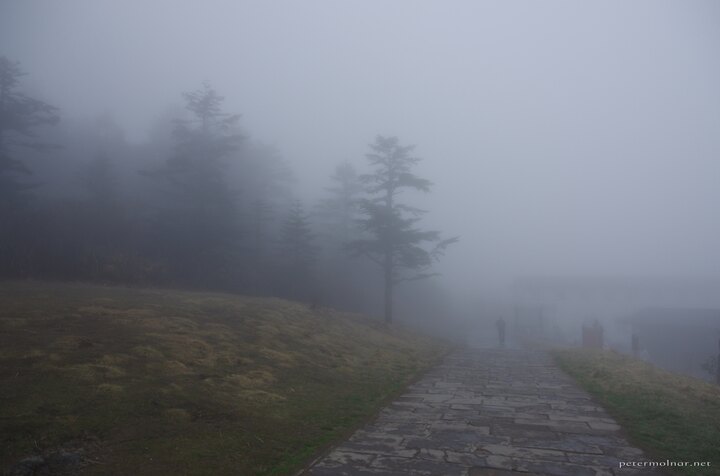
[384,253,393,324]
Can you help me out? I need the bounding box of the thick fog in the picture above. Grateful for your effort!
[2,1,720,347]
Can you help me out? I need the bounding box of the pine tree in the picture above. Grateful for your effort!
[349,136,457,323]
[0,56,59,277]
[0,56,59,207]
[318,162,362,245]
[277,200,317,299]
[146,82,244,286]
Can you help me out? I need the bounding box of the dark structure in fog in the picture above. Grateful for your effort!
[510,276,720,351]
[620,308,720,381]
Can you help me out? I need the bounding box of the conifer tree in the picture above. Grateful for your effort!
[349,136,457,323]
[0,56,59,207]
[278,200,317,299]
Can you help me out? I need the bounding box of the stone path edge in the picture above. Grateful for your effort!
[303,348,662,476]
[294,347,456,476]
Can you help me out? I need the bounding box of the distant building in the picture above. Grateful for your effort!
[510,276,720,352]
[619,308,720,381]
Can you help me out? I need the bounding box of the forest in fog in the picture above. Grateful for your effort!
[2,0,720,333]
[0,57,457,324]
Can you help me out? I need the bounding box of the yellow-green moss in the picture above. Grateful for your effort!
[0,280,448,476]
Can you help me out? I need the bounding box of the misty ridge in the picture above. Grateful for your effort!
[1,0,720,350]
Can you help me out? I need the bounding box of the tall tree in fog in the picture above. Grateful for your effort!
[81,154,118,221]
[349,136,457,323]
[0,56,59,207]
[318,162,362,245]
[0,56,59,277]
[80,115,126,216]
[315,162,366,310]
[237,143,294,292]
[146,82,243,286]
[277,200,317,300]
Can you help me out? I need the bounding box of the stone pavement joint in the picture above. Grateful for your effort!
[304,348,660,476]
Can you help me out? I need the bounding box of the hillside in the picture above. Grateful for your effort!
[0,281,448,475]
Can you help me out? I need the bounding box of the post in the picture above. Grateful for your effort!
[384,254,393,324]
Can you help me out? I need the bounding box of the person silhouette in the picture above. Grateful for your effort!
[496,317,506,347]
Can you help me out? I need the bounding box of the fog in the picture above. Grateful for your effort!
[2,1,720,363]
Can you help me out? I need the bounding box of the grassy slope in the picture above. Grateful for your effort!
[552,349,720,476]
[0,281,448,475]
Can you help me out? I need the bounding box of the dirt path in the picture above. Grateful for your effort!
[304,348,660,475]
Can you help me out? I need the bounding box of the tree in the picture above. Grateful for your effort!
[234,143,294,293]
[81,153,118,210]
[317,162,363,245]
[349,136,457,323]
[164,82,243,206]
[145,82,244,287]
[315,162,367,310]
[277,200,317,299]
[0,56,59,207]
[0,56,59,278]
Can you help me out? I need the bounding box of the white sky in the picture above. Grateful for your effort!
[2,0,719,296]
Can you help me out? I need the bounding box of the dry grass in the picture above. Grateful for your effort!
[0,281,448,475]
[552,348,720,475]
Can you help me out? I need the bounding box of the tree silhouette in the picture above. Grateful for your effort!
[0,56,59,207]
[277,200,317,299]
[349,136,457,323]
[318,161,363,245]
[145,82,244,286]
[0,56,59,277]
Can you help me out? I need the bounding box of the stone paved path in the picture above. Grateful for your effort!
[304,348,660,476]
